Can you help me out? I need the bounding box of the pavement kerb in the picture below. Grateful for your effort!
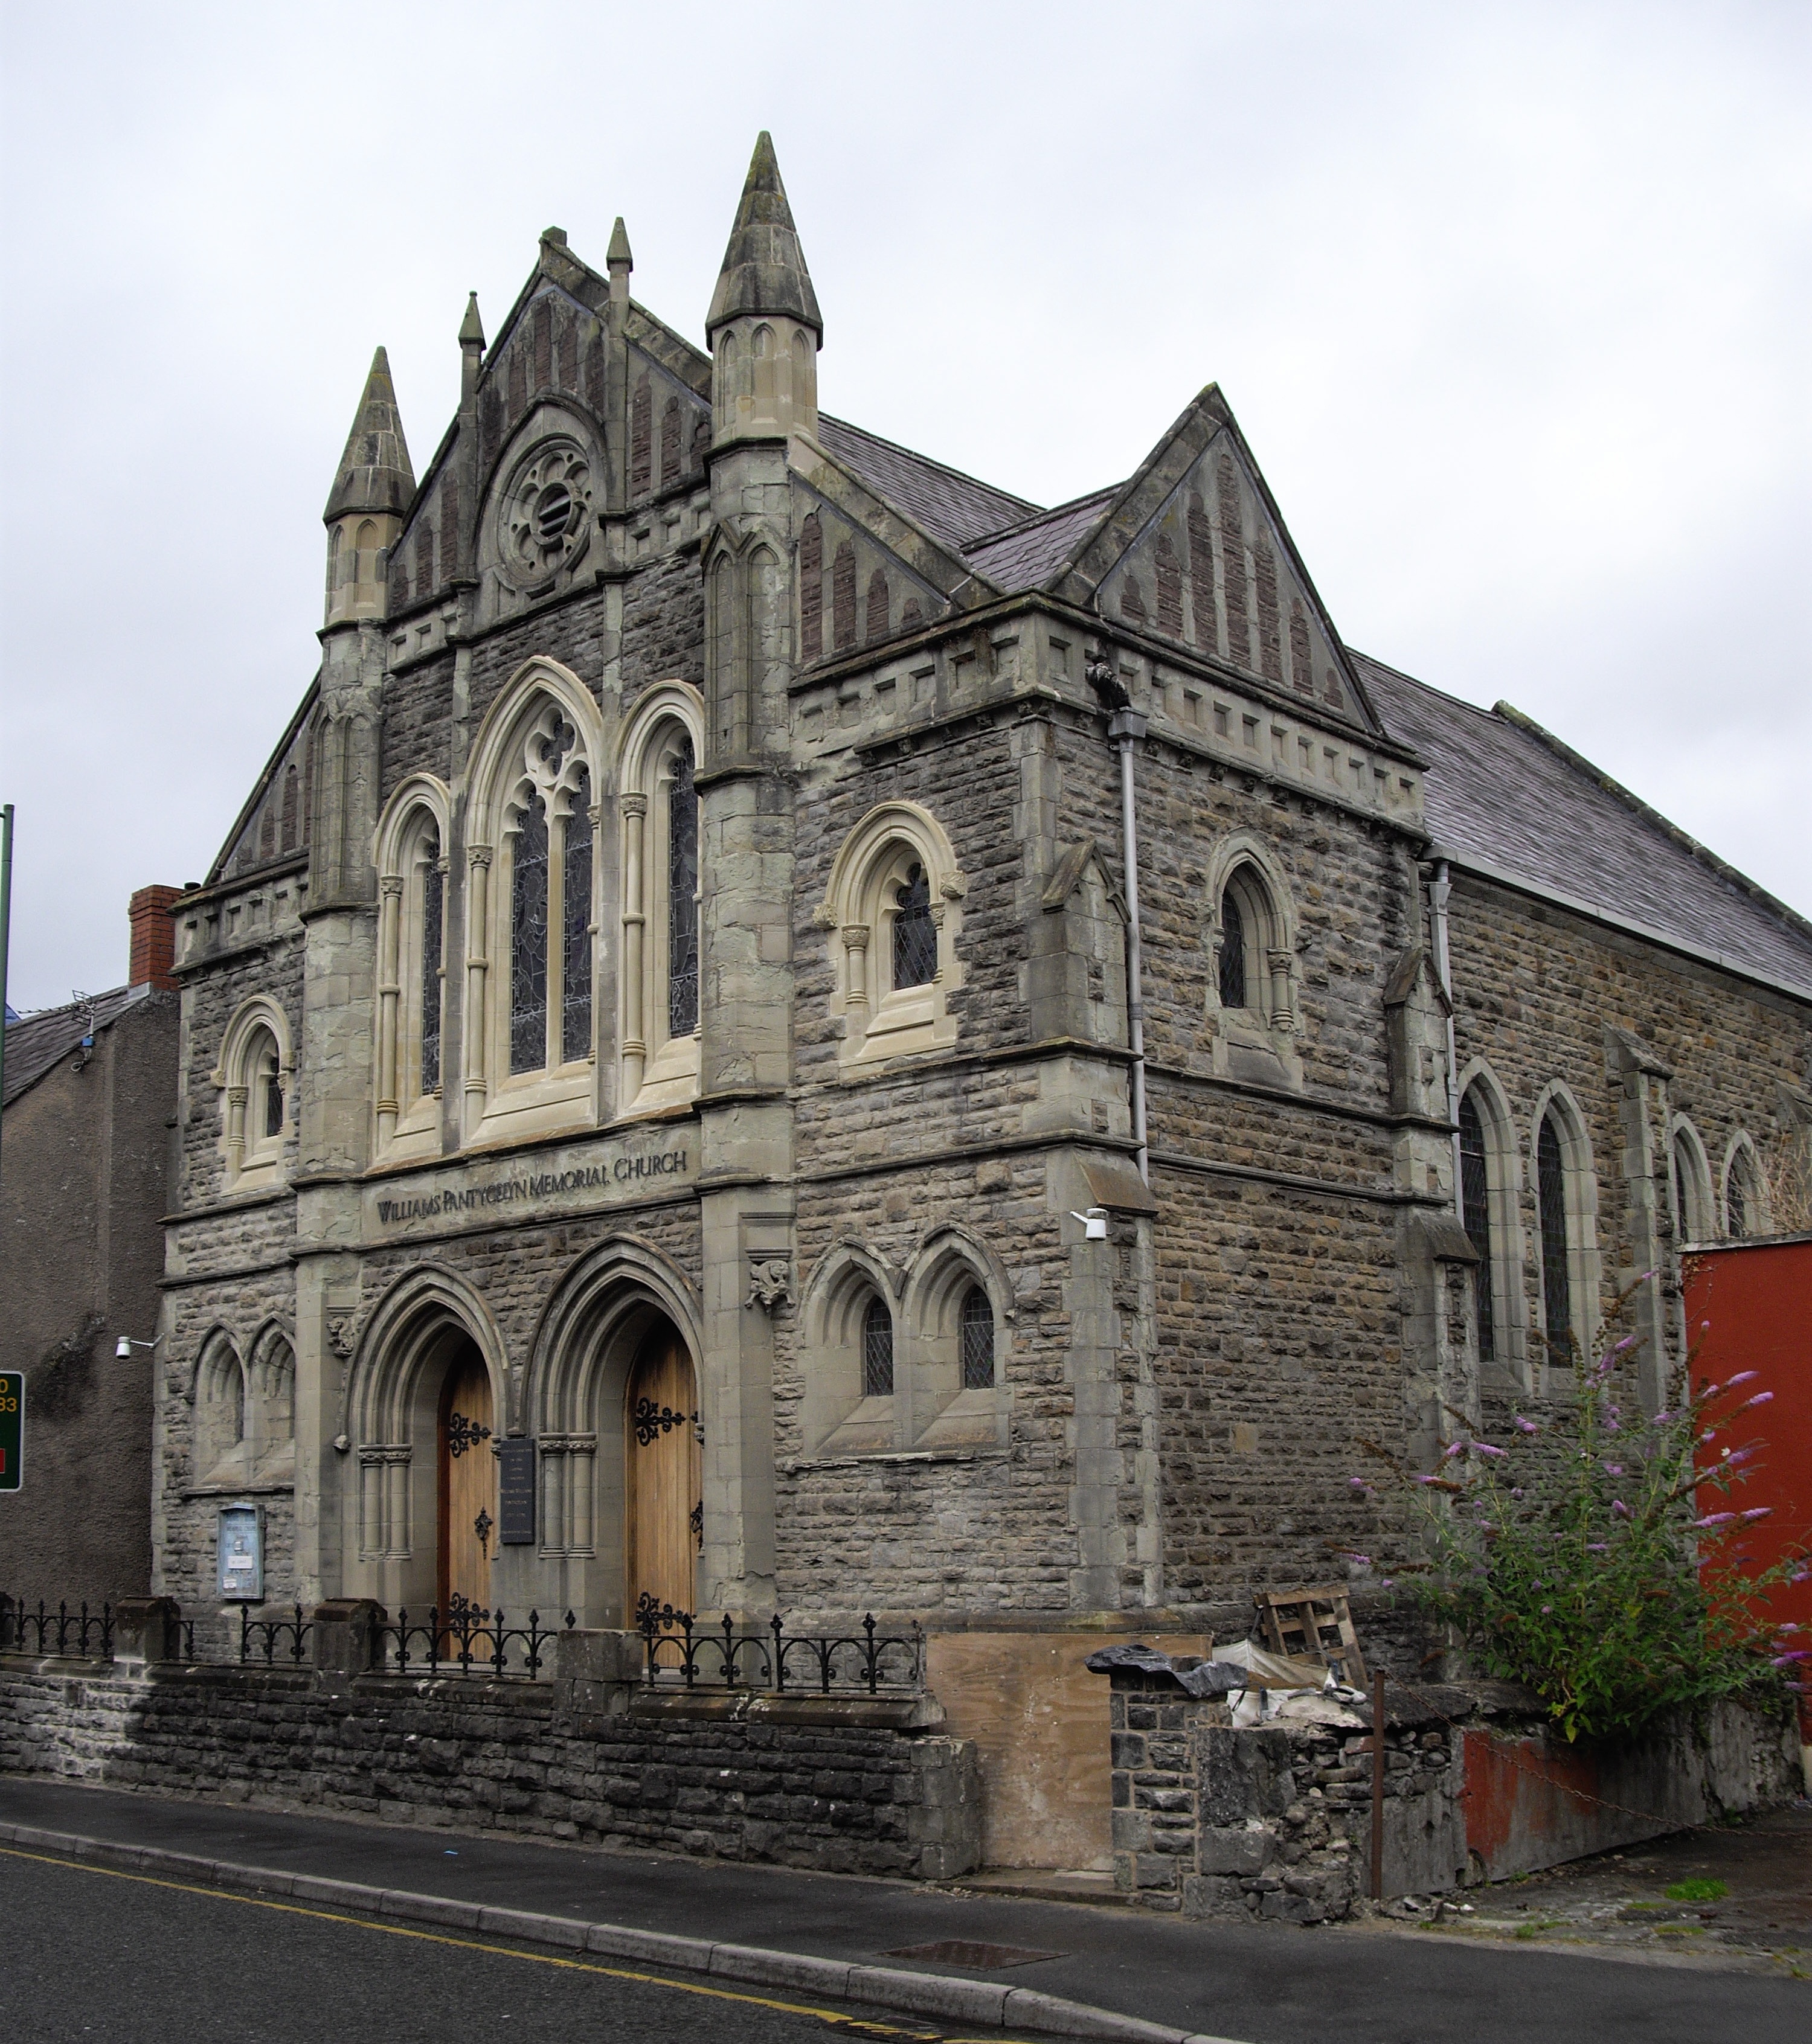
[0,1821,1250,2044]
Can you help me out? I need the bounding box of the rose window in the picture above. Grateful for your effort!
[501,441,593,584]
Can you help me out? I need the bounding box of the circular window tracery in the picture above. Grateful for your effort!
[498,440,594,588]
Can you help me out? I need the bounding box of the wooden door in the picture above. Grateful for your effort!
[439,1347,494,1620]
[625,1334,701,1622]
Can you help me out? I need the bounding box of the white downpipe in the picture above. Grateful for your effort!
[1111,708,1149,1184]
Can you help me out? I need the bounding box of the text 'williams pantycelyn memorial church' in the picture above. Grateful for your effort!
[158,134,1812,1664]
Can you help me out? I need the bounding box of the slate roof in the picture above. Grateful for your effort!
[961,488,1120,593]
[817,416,1039,554]
[2,984,150,1109]
[1355,654,1812,998]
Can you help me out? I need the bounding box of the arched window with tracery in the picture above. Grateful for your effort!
[862,1295,895,1397]
[1459,1088,1495,1357]
[462,667,603,1143]
[420,842,444,1097]
[820,802,967,1068]
[215,998,293,1188]
[1537,1110,1572,1353]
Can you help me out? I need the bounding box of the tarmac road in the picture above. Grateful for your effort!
[2,1779,1808,2044]
[1,1849,884,2044]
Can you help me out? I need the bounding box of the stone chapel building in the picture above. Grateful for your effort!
[154,135,1812,1655]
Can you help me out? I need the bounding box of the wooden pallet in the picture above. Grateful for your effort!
[1253,1583,1367,1688]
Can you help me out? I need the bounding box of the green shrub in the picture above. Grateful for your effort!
[1351,1300,1808,1743]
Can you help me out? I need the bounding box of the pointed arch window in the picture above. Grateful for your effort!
[1537,1111,1572,1353]
[1726,1142,1761,1238]
[668,740,699,1037]
[420,849,444,1097]
[1459,1089,1495,1357]
[618,686,705,1114]
[216,998,292,1187]
[862,1296,895,1397]
[498,710,594,1080]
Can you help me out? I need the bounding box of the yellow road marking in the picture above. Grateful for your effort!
[1,1845,1048,2041]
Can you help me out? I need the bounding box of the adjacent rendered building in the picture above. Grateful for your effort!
[153,135,1812,1659]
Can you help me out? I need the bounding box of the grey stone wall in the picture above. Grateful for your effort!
[0,1653,981,1880]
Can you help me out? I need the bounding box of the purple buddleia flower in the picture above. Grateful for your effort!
[1724,1371,1759,1390]
[1474,1443,1506,1459]
[1741,1507,1773,1522]
[1514,1415,1538,1434]
[1611,1500,1631,1519]
[1605,1464,1624,1476]
[1694,1512,1737,1529]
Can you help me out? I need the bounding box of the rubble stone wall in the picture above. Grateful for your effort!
[1106,1667,1801,1918]
[0,1653,981,1881]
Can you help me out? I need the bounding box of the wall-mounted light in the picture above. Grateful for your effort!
[115,1334,162,1359]
[1070,1206,1110,1242]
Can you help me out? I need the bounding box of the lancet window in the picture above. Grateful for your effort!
[618,684,705,1114]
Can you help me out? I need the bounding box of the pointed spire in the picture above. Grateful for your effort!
[324,347,414,522]
[459,292,484,348]
[607,216,632,269]
[707,131,821,338]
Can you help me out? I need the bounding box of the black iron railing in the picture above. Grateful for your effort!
[0,1595,115,1659]
[369,1597,570,1679]
[239,1601,312,1666]
[635,1598,925,1696]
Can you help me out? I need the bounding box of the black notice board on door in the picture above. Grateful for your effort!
[497,1437,536,1545]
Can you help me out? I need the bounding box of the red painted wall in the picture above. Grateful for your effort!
[1684,1237,1812,1740]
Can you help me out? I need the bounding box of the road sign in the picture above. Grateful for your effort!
[0,1373,21,1490]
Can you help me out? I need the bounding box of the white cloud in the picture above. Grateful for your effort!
[1,0,1806,1007]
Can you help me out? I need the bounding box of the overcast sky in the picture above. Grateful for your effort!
[1,1,1806,1011]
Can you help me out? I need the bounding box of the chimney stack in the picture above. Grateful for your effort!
[129,886,180,992]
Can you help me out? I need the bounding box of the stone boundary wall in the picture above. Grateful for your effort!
[0,1635,980,1882]
[1107,1668,1800,1921]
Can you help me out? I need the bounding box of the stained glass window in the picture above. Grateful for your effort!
[510,792,550,1074]
[421,840,443,1095]
[1219,888,1247,1008]
[863,1295,894,1398]
[1537,1112,1572,1353]
[562,769,593,1065]
[960,1286,994,1389]
[668,739,699,1037]
[892,862,937,989]
[1458,1090,1494,1358]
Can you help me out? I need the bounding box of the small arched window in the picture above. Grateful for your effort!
[892,863,937,990]
[1726,1144,1760,1238]
[561,766,594,1065]
[1672,1126,1712,1243]
[255,1031,284,1141]
[862,1296,894,1397]
[1458,1089,1495,1357]
[960,1286,995,1389]
[1537,1110,1572,1353]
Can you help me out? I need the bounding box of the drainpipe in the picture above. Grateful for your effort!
[1110,705,1149,1185]
[1428,858,1462,1215]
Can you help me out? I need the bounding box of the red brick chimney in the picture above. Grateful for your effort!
[128,885,181,992]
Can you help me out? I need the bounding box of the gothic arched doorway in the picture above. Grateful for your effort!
[625,1328,701,1623]
[437,1339,495,1621]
